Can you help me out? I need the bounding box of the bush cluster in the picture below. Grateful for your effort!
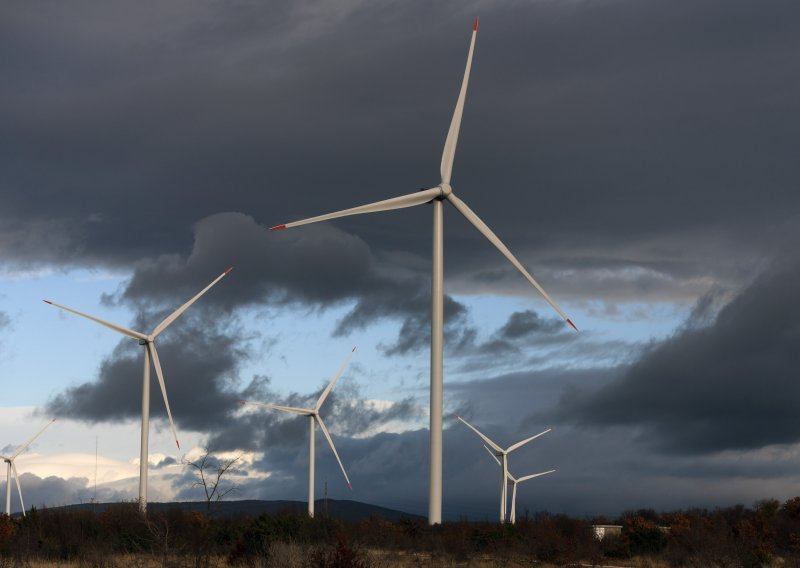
[0,498,799,566]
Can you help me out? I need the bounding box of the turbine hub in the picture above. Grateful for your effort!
[439,183,453,197]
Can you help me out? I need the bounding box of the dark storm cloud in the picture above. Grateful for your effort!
[556,254,800,454]
[462,309,568,357]
[499,310,562,340]
[44,312,266,433]
[0,474,91,515]
[114,211,471,356]
[204,374,424,454]
[2,0,798,301]
[0,310,10,351]
[26,359,800,518]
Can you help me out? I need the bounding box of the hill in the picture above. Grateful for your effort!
[52,498,424,522]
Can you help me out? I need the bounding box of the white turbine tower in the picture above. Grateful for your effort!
[1,419,56,517]
[457,416,551,523]
[44,267,232,512]
[241,348,356,518]
[271,19,577,525]
[484,445,554,524]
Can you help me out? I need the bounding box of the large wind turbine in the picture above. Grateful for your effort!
[1,419,56,517]
[458,416,550,523]
[45,268,232,512]
[271,20,576,524]
[483,445,554,524]
[241,348,355,518]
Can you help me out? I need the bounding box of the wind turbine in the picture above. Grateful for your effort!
[457,415,550,523]
[1,418,56,517]
[270,19,577,524]
[44,267,232,512]
[483,445,554,524]
[241,348,356,518]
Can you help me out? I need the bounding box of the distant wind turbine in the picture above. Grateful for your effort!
[457,415,551,523]
[483,445,554,524]
[45,268,232,512]
[1,419,56,516]
[271,19,577,525]
[241,348,356,518]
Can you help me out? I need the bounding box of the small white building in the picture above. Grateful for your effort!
[591,524,623,540]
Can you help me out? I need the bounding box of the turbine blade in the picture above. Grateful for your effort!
[516,469,556,483]
[511,482,517,524]
[446,193,577,331]
[10,462,24,514]
[240,402,312,415]
[271,188,442,231]
[11,419,56,459]
[456,416,502,453]
[43,301,148,341]
[440,18,479,185]
[148,343,180,450]
[152,267,233,337]
[315,416,352,490]
[507,428,552,454]
[315,347,356,411]
[483,444,502,467]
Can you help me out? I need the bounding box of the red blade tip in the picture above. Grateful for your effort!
[566,318,578,331]
[348,483,353,490]
[473,17,479,31]
[43,300,52,305]
[176,440,181,450]
[270,224,286,231]
[224,266,234,275]
[239,401,247,405]
[351,346,356,352]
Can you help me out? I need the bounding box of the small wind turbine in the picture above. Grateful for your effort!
[1,419,56,516]
[457,415,550,523]
[271,19,576,524]
[241,348,356,518]
[45,268,232,512]
[483,445,554,524]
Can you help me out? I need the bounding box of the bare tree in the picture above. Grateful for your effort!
[183,448,242,512]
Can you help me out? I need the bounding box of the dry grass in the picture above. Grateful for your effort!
[4,555,229,568]
[6,553,678,568]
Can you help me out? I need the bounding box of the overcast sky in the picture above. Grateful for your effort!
[1,0,799,519]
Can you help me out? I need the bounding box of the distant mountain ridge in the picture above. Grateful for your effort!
[50,499,424,522]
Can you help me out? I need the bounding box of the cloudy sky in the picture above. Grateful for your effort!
[1,0,799,519]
